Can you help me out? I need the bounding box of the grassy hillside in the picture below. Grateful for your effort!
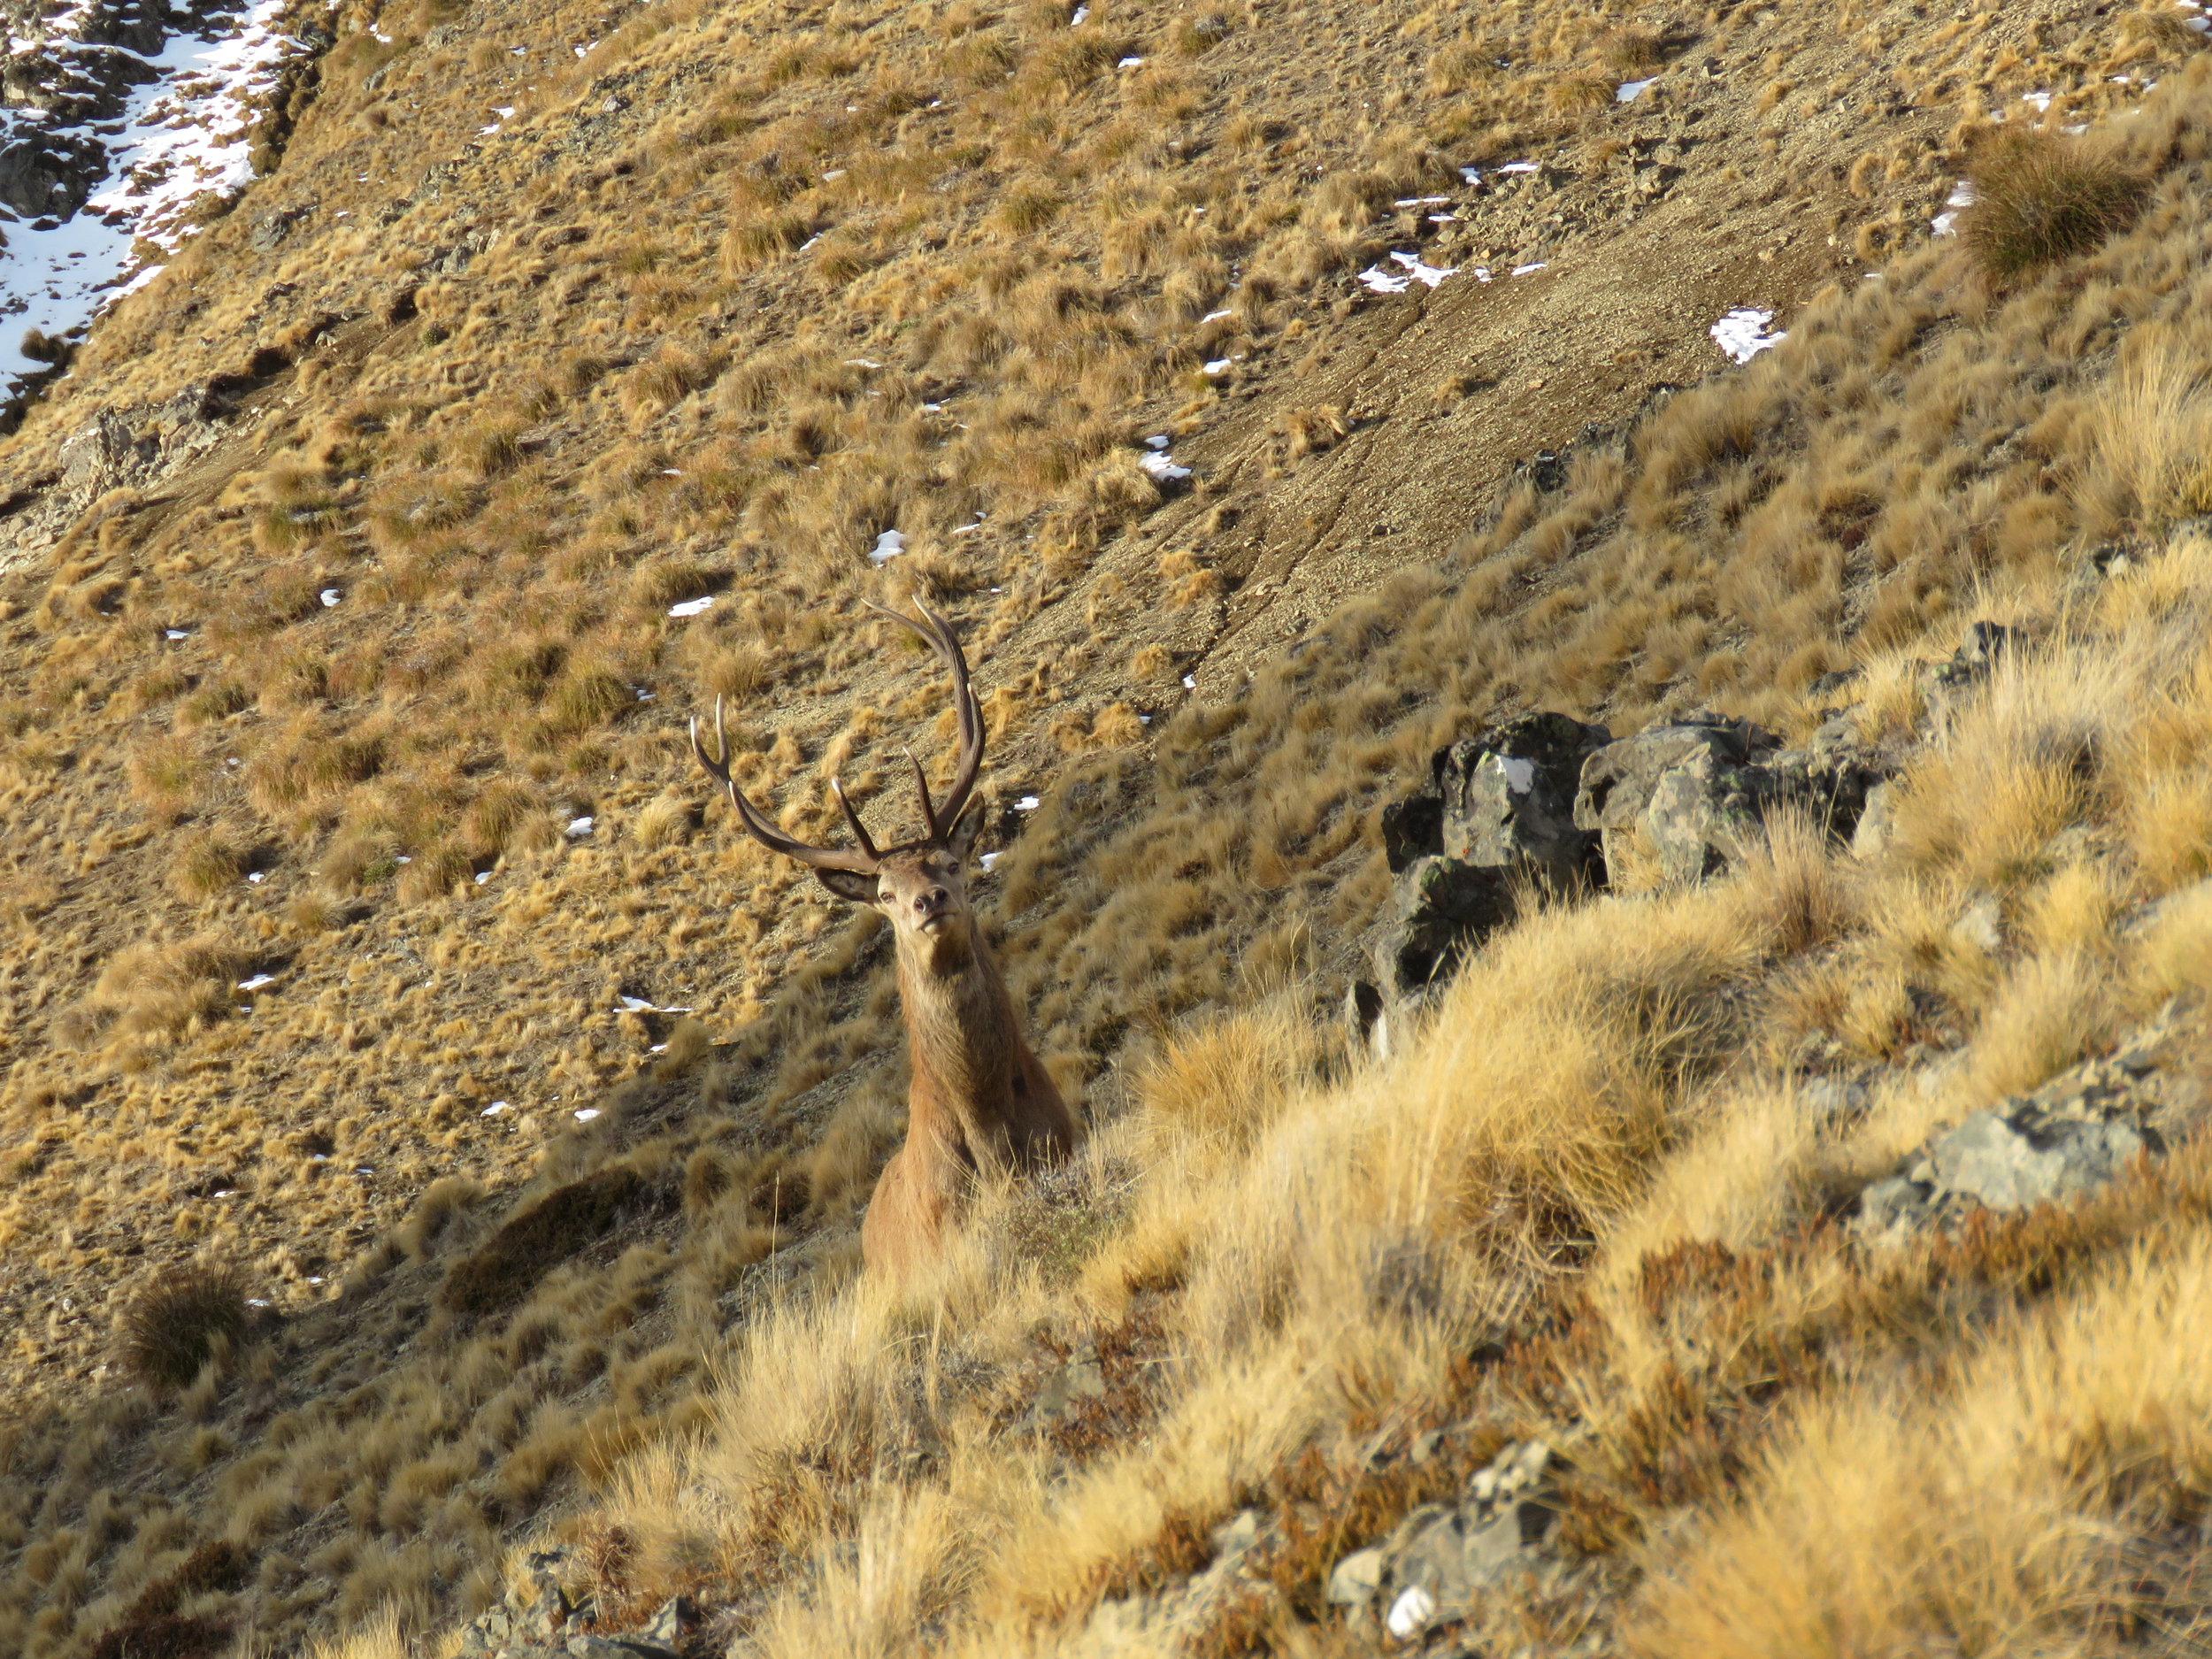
[2,0,2211,1653]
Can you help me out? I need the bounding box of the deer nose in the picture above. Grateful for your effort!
[916,887,949,915]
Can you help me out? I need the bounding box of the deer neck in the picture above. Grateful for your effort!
[895,922,1018,1136]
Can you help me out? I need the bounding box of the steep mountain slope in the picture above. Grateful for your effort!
[0,0,2209,1654]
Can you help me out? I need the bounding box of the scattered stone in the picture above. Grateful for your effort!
[1855,1025,2206,1240]
[1325,1548,1386,1606]
[1323,1440,1560,1634]
[1850,779,1900,860]
[1033,1346,1107,1419]
[1928,619,2024,693]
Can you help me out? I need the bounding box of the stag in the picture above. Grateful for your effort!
[691,601,1079,1276]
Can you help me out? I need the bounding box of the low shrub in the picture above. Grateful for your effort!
[123,1266,250,1391]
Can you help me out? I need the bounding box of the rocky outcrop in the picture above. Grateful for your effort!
[1353,622,2093,1025]
[1436,711,1610,891]
[1365,714,1608,1008]
[1572,712,1780,886]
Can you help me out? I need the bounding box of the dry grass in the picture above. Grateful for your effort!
[1961,129,2149,281]
[2,2,2211,1655]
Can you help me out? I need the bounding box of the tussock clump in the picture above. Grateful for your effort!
[1961,131,2147,280]
[123,1265,250,1392]
[167,829,247,900]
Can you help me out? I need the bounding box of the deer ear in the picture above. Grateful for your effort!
[946,798,986,863]
[812,868,880,905]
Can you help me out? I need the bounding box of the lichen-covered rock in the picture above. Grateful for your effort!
[1435,711,1610,892]
[1371,856,1517,1001]
[1855,1020,2206,1240]
[1575,715,1781,886]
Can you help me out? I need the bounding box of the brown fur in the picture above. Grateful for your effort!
[833,833,1081,1277]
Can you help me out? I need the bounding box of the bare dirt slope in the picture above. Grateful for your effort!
[0,0,2208,1653]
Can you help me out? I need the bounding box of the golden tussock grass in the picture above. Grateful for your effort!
[5,4,2212,1656]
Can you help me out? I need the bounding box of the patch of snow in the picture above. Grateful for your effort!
[1140,449,1193,481]
[667,595,715,617]
[565,815,595,836]
[951,518,984,534]
[1202,357,1232,373]
[1497,757,1536,794]
[0,0,301,403]
[869,528,907,565]
[1070,3,1088,20]
[1509,262,1548,276]
[1499,160,1540,174]
[1387,250,1455,287]
[480,1101,510,1116]
[1118,54,1144,66]
[244,871,265,884]
[1393,196,1452,206]
[1015,795,1041,811]
[319,588,342,607]
[844,357,880,368]
[164,627,189,639]
[2022,89,2054,111]
[479,105,514,134]
[978,850,1002,872]
[474,870,491,884]
[1182,674,1197,689]
[1201,308,1233,321]
[1617,77,1656,101]
[236,972,276,992]
[1387,1586,1436,1640]
[1457,165,1483,184]
[1358,265,1410,294]
[2189,15,2211,32]
[1145,434,1171,449]
[1711,306,1784,363]
[572,1107,602,1123]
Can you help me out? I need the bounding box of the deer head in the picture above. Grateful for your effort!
[690,601,988,972]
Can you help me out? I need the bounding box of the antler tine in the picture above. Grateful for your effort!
[903,749,940,841]
[690,695,880,875]
[829,776,883,864]
[863,597,986,834]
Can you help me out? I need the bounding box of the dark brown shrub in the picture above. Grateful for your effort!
[123,1266,250,1391]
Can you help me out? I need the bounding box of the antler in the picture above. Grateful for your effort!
[864,599,985,836]
[689,695,880,874]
